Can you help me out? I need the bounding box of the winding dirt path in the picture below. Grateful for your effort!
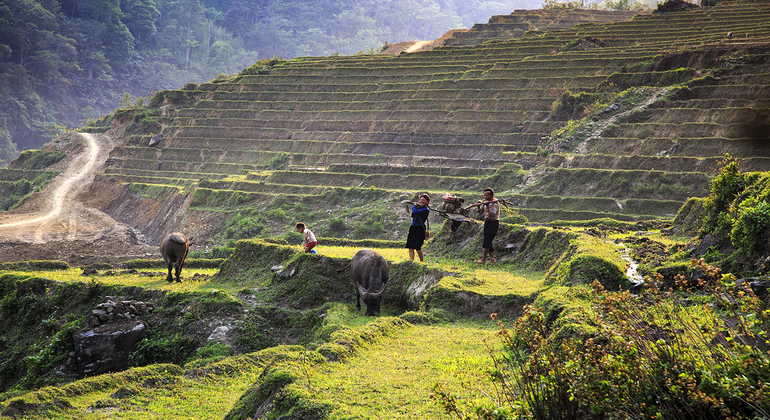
[0,133,99,229]
[0,132,127,244]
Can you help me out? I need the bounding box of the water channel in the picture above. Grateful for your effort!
[612,241,644,288]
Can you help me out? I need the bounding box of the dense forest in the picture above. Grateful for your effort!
[0,0,552,164]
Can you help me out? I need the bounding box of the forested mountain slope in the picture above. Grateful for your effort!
[0,0,530,163]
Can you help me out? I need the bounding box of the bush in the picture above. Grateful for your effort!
[128,332,197,367]
[225,213,266,239]
[697,156,770,267]
[550,90,603,120]
[265,208,287,221]
[730,197,770,257]
[435,264,770,419]
[268,152,290,170]
[327,217,346,236]
[351,217,386,239]
[701,155,745,235]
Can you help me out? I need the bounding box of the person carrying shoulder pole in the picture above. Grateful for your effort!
[295,222,317,254]
[470,187,499,264]
[405,194,430,262]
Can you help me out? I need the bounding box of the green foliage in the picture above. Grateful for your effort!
[267,152,291,170]
[117,258,223,270]
[0,276,133,391]
[702,155,744,234]
[438,260,770,419]
[266,207,288,221]
[0,125,19,165]
[603,0,649,10]
[118,93,146,110]
[698,156,770,265]
[11,150,66,170]
[20,319,84,389]
[189,342,234,366]
[351,213,387,239]
[0,170,58,211]
[238,57,286,77]
[127,332,197,367]
[188,246,234,259]
[225,213,266,239]
[730,197,770,255]
[550,90,603,120]
[284,229,303,244]
[125,108,162,135]
[327,217,347,236]
[542,0,589,9]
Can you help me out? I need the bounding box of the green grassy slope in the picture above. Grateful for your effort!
[0,219,643,418]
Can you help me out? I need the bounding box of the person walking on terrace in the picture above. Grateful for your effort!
[404,194,430,262]
[296,222,317,254]
[471,188,499,264]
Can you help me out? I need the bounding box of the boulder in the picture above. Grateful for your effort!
[73,319,147,376]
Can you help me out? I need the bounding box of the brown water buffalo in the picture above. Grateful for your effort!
[337,249,389,316]
[160,232,190,283]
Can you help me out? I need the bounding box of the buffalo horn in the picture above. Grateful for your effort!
[372,281,388,298]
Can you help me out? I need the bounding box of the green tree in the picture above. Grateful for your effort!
[207,39,235,74]
[120,0,161,44]
[0,123,19,165]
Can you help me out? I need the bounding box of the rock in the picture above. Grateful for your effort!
[73,319,147,376]
[89,298,154,326]
[750,279,769,296]
[207,326,231,342]
[654,0,698,13]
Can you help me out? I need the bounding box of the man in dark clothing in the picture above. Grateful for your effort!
[471,188,500,264]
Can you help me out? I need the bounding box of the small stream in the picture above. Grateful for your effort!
[610,241,644,288]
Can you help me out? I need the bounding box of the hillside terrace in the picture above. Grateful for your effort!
[3,0,764,228]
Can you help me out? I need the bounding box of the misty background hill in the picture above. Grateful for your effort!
[0,0,564,163]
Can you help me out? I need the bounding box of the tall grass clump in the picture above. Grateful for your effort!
[434,259,770,419]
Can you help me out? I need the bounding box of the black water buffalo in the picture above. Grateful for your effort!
[337,249,389,316]
[160,232,190,283]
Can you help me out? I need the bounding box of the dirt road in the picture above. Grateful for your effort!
[0,133,157,265]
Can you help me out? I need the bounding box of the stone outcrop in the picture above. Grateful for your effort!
[73,296,155,376]
[73,318,147,376]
